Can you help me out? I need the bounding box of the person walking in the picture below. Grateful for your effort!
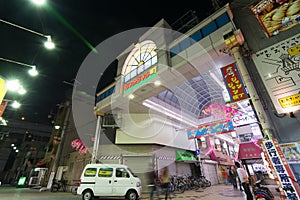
[228,166,238,189]
[235,162,253,200]
[147,169,156,200]
[160,167,170,200]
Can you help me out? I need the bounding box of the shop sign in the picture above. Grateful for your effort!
[250,0,300,38]
[262,138,300,199]
[252,33,300,114]
[280,142,300,164]
[0,99,8,118]
[176,150,197,161]
[238,142,262,159]
[220,63,248,102]
[0,77,7,103]
[71,139,88,154]
[122,66,157,94]
[187,120,234,140]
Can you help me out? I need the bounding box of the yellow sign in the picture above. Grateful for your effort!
[279,93,300,108]
[0,77,7,103]
[288,44,300,57]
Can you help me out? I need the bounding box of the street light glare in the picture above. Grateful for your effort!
[44,36,55,50]
[31,0,46,6]
[6,80,20,91]
[28,66,38,76]
[18,87,27,95]
[11,101,21,109]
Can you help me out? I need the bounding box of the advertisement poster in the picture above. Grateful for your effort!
[262,138,300,199]
[220,63,248,103]
[250,0,300,37]
[280,142,300,163]
[187,120,234,139]
[252,33,300,114]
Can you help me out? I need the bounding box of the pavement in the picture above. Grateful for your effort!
[139,184,282,200]
[0,183,281,200]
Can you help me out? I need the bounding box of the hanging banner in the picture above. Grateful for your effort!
[0,99,9,118]
[280,142,300,164]
[252,33,300,114]
[71,139,88,154]
[262,138,300,199]
[220,63,248,103]
[0,77,7,103]
[187,120,234,140]
[250,0,300,38]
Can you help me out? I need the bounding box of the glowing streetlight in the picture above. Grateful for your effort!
[0,58,39,77]
[30,0,46,6]
[6,80,21,92]
[11,101,21,109]
[0,18,55,50]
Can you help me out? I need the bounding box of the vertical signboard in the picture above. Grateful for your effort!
[252,33,300,114]
[0,99,9,117]
[220,63,248,102]
[250,0,300,38]
[263,138,300,199]
[0,77,7,103]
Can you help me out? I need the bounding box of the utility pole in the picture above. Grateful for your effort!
[41,101,71,191]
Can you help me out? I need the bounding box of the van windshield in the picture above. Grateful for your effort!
[127,168,138,177]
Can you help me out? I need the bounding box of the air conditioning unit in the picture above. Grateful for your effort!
[102,114,121,128]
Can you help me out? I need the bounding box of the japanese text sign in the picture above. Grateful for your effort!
[71,139,88,155]
[187,120,234,140]
[263,138,300,199]
[220,63,248,102]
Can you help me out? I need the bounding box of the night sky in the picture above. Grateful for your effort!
[0,0,232,125]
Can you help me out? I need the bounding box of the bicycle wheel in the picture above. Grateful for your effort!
[71,186,78,195]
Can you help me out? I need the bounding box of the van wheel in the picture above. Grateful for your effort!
[126,190,137,200]
[82,190,94,200]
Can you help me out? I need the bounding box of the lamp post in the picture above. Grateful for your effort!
[0,18,55,49]
[0,57,38,77]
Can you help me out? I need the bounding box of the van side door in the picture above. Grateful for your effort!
[94,167,114,196]
[112,167,134,196]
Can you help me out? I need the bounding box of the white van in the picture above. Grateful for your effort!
[77,163,142,200]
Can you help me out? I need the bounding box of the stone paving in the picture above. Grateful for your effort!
[140,184,282,200]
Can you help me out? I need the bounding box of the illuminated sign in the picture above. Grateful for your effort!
[250,0,300,38]
[252,33,300,114]
[279,93,300,108]
[123,66,157,93]
[71,139,87,154]
[121,40,158,94]
[220,63,248,102]
[0,77,7,103]
[187,120,234,140]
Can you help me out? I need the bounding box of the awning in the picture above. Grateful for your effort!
[238,141,262,160]
[176,150,197,162]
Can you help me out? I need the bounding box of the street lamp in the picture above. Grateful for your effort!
[0,57,39,77]
[0,18,55,50]
[30,0,47,6]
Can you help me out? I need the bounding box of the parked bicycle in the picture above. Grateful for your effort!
[50,179,67,192]
[70,180,80,195]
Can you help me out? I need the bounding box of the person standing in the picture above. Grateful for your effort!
[160,167,170,200]
[235,162,253,200]
[221,168,229,185]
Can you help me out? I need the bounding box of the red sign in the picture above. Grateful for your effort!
[238,141,263,159]
[221,63,248,102]
[71,139,88,154]
[0,99,9,117]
